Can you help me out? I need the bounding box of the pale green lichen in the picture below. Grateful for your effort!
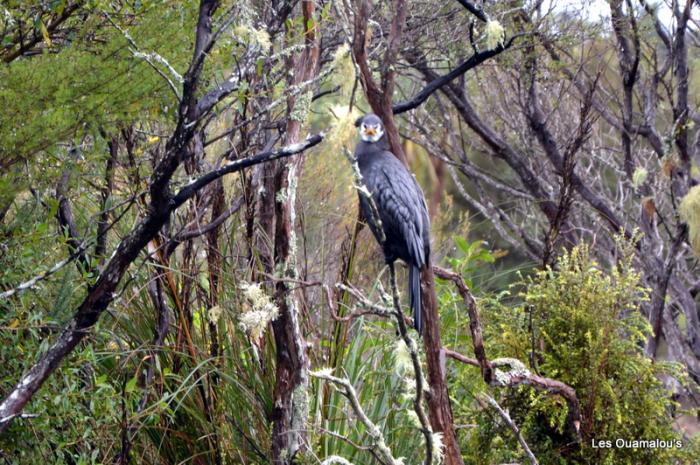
[273,261,286,279]
[238,282,279,339]
[494,357,527,371]
[330,43,355,97]
[208,305,222,323]
[327,105,361,154]
[233,24,271,52]
[270,43,307,61]
[286,166,300,270]
[492,357,531,386]
[393,339,413,374]
[290,90,312,122]
[311,367,335,377]
[432,432,445,465]
[400,373,429,402]
[320,457,355,465]
[276,187,288,203]
[679,185,700,256]
[289,383,309,457]
[484,20,505,50]
[632,167,648,187]
[407,409,421,428]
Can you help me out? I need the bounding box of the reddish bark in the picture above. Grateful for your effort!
[270,2,320,463]
[352,0,408,165]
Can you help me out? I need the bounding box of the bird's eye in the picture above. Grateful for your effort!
[361,124,366,130]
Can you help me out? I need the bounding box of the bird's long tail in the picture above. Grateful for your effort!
[409,265,422,335]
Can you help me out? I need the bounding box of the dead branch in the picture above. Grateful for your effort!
[312,369,403,465]
[479,394,539,465]
[433,265,492,382]
[352,0,408,164]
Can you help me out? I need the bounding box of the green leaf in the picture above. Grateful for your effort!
[95,374,108,386]
[39,20,52,47]
[125,376,137,394]
[454,236,469,254]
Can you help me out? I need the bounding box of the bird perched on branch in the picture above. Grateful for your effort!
[354,113,431,334]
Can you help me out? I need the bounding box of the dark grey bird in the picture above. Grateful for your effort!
[354,113,431,334]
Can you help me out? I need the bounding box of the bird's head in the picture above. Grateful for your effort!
[356,114,385,143]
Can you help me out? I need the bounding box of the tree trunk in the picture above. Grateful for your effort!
[422,263,465,465]
[270,2,319,463]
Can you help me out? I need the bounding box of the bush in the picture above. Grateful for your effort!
[453,242,697,465]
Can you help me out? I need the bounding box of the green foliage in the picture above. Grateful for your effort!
[452,242,696,465]
[0,323,120,465]
[1,1,698,464]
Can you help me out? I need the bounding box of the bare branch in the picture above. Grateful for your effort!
[0,251,82,300]
[104,12,183,100]
[433,266,492,382]
[311,369,404,465]
[173,132,325,209]
[479,394,539,465]
[394,36,520,115]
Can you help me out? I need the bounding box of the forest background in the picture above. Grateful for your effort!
[1,1,700,464]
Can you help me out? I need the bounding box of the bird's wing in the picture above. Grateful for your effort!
[366,156,427,267]
[410,172,431,261]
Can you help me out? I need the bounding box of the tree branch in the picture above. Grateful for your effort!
[172,132,325,209]
[479,394,539,465]
[2,1,85,63]
[311,369,404,465]
[454,0,488,22]
[433,265,492,382]
[393,36,519,115]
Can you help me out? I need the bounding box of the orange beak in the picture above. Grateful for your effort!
[364,127,377,137]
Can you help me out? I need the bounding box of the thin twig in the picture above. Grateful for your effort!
[479,394,539,465]
[0,244,88,300]
[388,263,434,465]
[104,12,182,100]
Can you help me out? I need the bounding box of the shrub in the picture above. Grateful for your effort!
[455,243,696,465]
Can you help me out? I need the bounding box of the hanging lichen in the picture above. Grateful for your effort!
[238,282,279,339]
[679,185,700,256]
[330,43,355,98]
[483,20,505,50]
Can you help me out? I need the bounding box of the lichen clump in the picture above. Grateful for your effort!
[233,25,271,52]
[679,185,700,256]
[290,90,312,122]
[632,166,648,187]
[393,338,413,374]
[483,20,505,50]
[238,282,279,339]
[432,432,445,465]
